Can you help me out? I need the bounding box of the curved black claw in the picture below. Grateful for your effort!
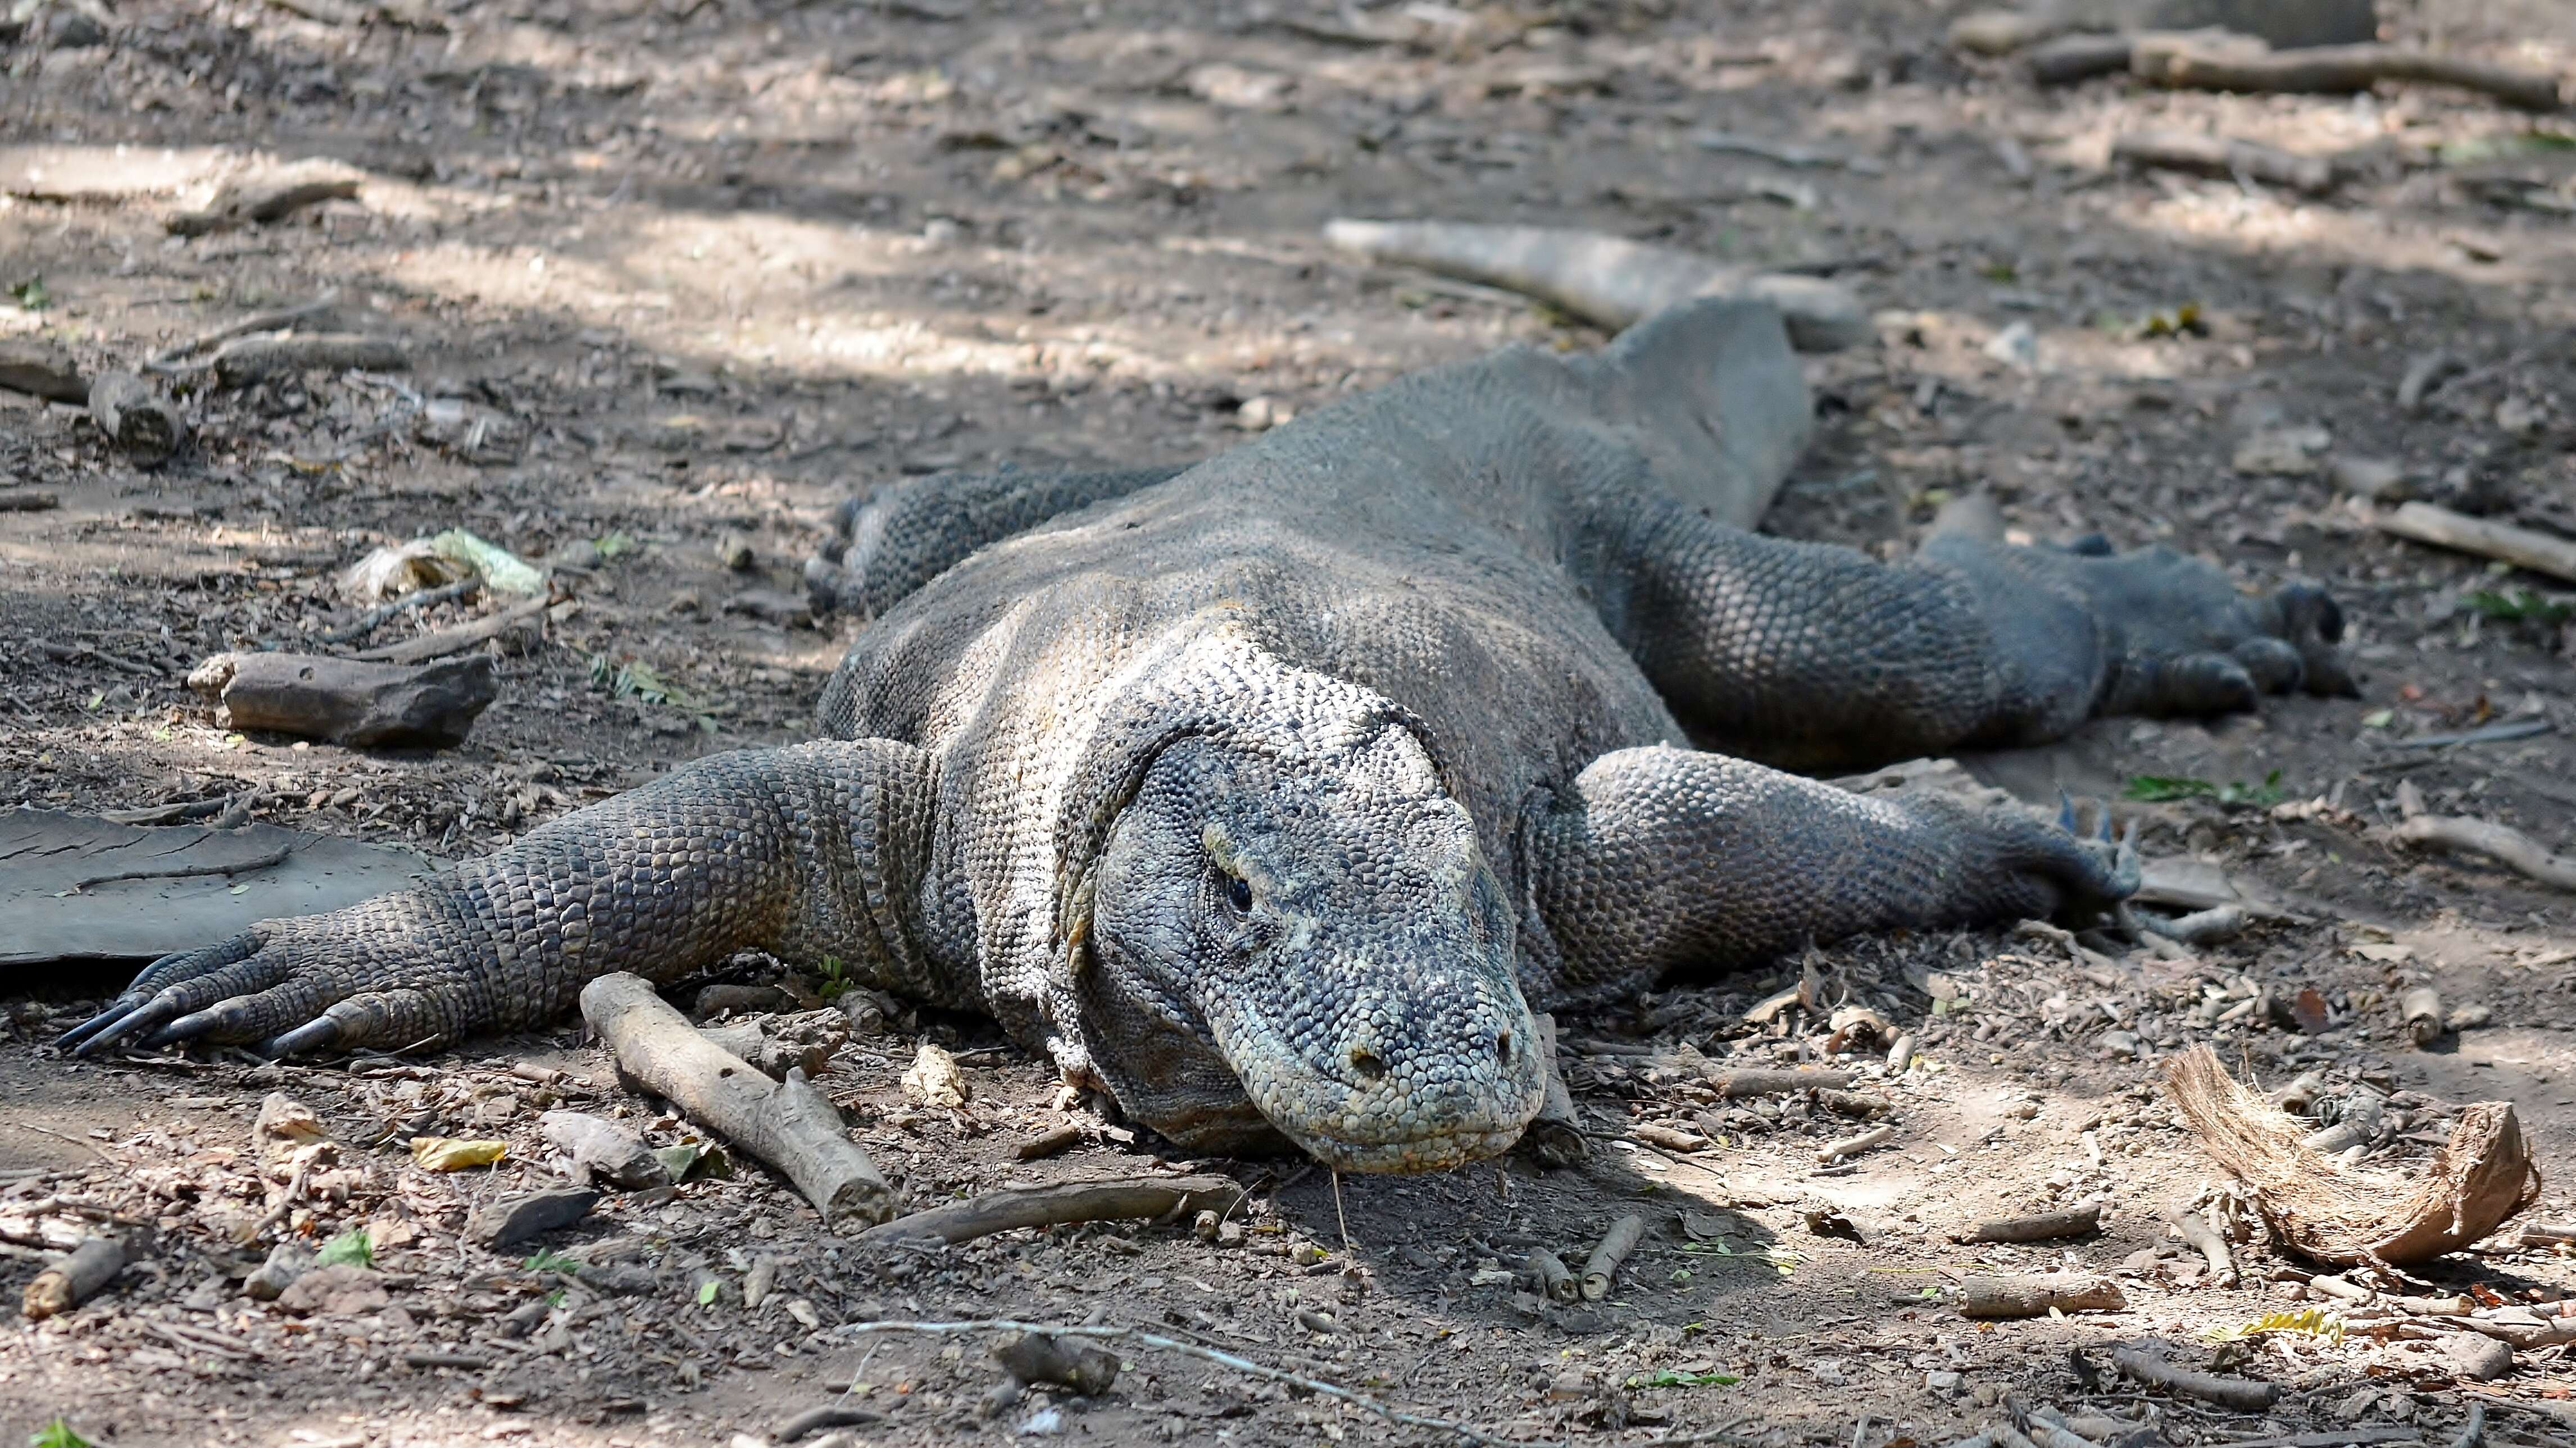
[141,1005,233,1050]
[58,996,150,1052]
[70,997,188,1058]
[268,1017,344,1058]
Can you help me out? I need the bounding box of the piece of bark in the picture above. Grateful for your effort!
[22,1235,129,1319]
[1632,1123,1709,1152]
[191,652,497,748]
[1961,1204,2102,1243]
[1015,1123,1084,1160]
[581,973,894,1226]
[1706,1067,1852,1098]
[2109,1346,2281,1410]
[898,1041,968,1108]
[0,335,88,402]
[209,333,406,386]
[0,488,60,512]
[2170,1208,2237,1285]
[1957,1272,2127,1318]
[351,595,557,666]
[2375,500,2576,582]
[2165,1045,2539,1265]
[467,1187,598,1248]
[2030,32,2135,84]
[2112,129,2335,194]
[2133,37,2568,112]
[856,1174,1243,1247]
[539,1110,671,1191]
[700,1021,832,1081]
[167,158,364,236]
[1516,1010,1586,1166]
[2396,813,2576,891]
[1528,1247,1578,1303]
[1323,218,1871,355]
[87,370,187,465]
[991,1331,1119,1395]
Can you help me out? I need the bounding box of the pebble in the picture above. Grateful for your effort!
[467,1187,599,1247]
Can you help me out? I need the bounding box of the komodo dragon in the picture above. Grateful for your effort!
[63,299,2351,1173]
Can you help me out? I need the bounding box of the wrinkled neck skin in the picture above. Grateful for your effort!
[1052,638,1546,1173]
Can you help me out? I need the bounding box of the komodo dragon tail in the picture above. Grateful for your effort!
[1323,217,1872,354]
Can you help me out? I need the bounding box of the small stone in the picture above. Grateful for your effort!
[466,1187,598,1247]
[1925,1369,1963,1395]
[2101,1030,2142,1059]
[721,589,812,629]
[1235,395,1292,431]
[242,1241,313,1301]
[1983,321,2038,371]
[2233,424,2331,477]
[275,1263,388,1317]
[46,6,107,49]
[2329,456,2413,505]
[2443,1333,2514,1381]
[667,589,703,617]
[716,531,756,571]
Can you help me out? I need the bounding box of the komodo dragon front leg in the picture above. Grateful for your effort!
[1523,746,2135,1006]
[62,740,938,1056]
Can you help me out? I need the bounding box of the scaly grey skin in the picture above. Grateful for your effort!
[63,299,2351,1174]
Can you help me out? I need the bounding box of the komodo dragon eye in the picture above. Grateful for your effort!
[1221,873,1254,913]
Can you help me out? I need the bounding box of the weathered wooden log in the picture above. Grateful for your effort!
[22,1235,129,1319]
[1580,1213,1645,1301]
[580,972,895,1227]
[0,335,88,401]
[2134,36,2567,112]
[2109,1346,2281,1410]
[167,158,363,236]
[87,370,187,464]
[1960,1204,2102,1243]
[1706,1067,1852,1098]
[210,333,406,386]
[1957,1271,2127,1318]
[2397,813,2576,891]
[189,652,497,748]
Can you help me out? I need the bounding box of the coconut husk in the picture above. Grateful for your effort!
[2164,1045,2539,1266]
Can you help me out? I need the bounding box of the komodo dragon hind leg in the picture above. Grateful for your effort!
[805,464,1186,620]
[1519,745,2137,1008]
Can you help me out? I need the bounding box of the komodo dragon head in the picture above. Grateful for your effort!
[1050,629,1547,1173]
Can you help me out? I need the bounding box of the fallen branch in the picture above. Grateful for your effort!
[2108,1345,2281,1411]
[2373,500,2576,584]
[581,973,894,1226]
[1528,1247,1577,1303]
[855,1175,1241,1247]
[2165,1045,2539,1265]
[1959,1204,2100,1243]
[316,575,483,645]
[1958,1272,2126,1319]
[0,488,59,512]
[2450,1404,2484,1448]
[167,158,362,236]
[2169,1208,2237,1286]
[2029,32,2134,85]
[87,371,187,465]
[1706,1067,1851,1098]
[2133,35,2569,113]
[1323,218,1871,353]
[2396,814,2576,892]
[351,595,561,666]
[147,291,339,372]
[833,1318,1578,1448]
[2112,129,2334,194]
[22,1235,129,1319]
[1817,1123,1894,1164]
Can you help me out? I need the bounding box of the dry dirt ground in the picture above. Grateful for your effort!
[7,1,2576,1445]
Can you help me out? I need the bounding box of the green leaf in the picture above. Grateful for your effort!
[524,1248,585,1274]
[2360,709,2394,729]
[655,1142,704,1182]
[1624,1369,1741,1390]
[315,1228,374,1268]
[29,1420,92,1448]
[2465,588,2574,625]
[696,1279,721,1306]
[593,530,638,559]
[9,277,52,311]
[2123,775,2215,802]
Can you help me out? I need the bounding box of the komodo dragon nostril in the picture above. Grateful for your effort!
[1494,1031,1512,1064]
[1348,1046,1388,1081]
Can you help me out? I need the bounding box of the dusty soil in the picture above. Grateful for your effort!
[6,1,2576,1445]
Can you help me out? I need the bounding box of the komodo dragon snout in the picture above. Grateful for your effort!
[1077,718,1547,1173]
